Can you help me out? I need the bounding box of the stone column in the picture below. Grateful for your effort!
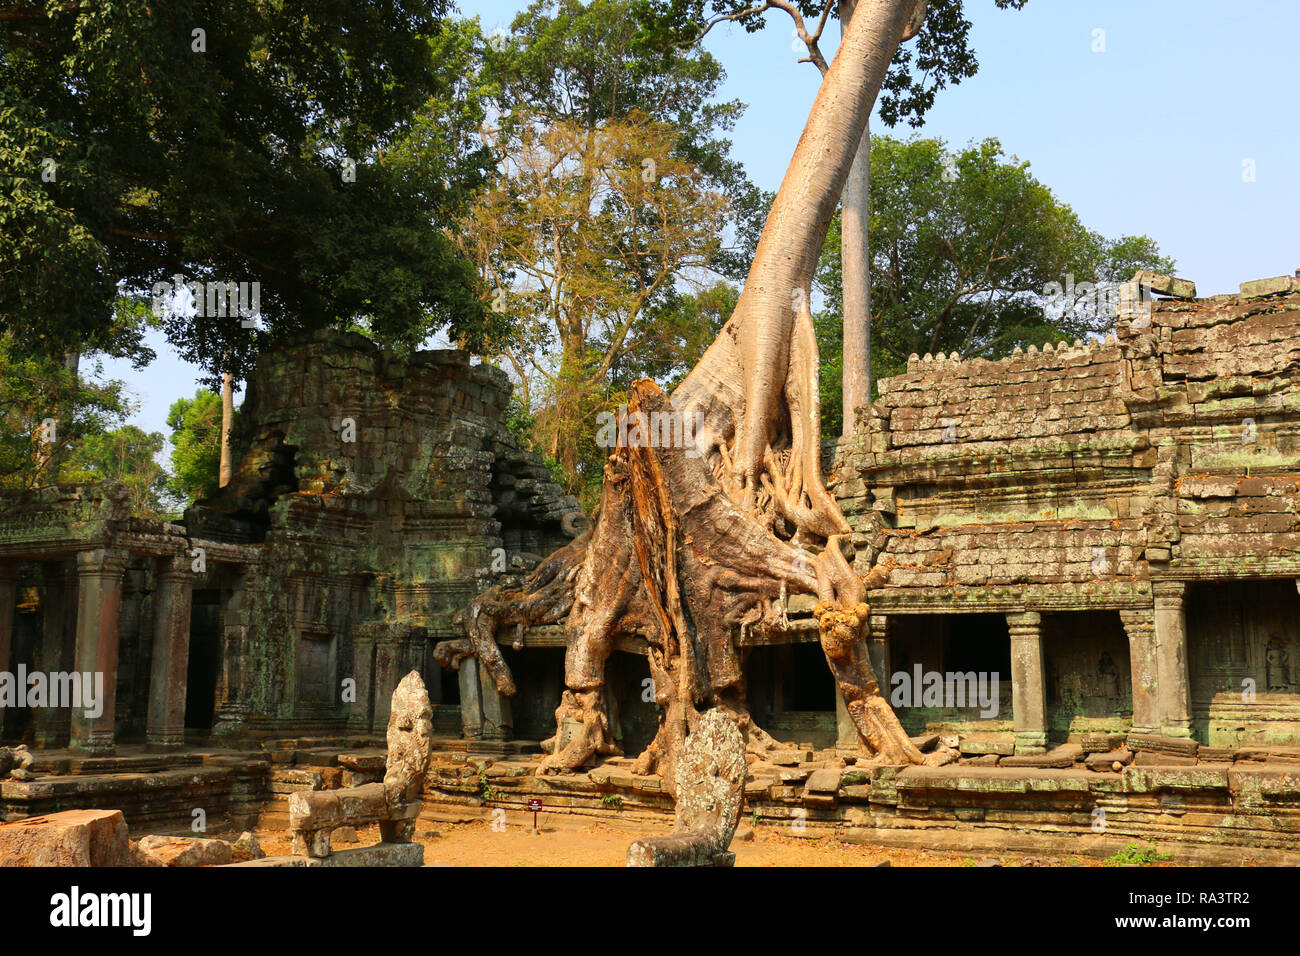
[349,626,376,733]
[478,659,513,740]
[1006,611,1047,755]
[70,548,128,754]
[211,569,252,738]
[0,560,17,675]
[1152,581,1192,738]
[145,558,194,749]
[1119,607,1159,735]
[459,656,483,738]
[35,561,76,747]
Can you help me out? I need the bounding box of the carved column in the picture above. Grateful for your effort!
[35,560,76,747]
[1006,611,1047,755]
[478,658,513,740]
[1119,607,1159,735]
[349,625,376,733]
[1152,581,1192,738]
[0,560,17,675]
[70,548,128,753]
[459,657,483,738]
[146,557,194,749]
[211,568,252,738]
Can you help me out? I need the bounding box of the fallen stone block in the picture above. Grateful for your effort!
[958,738,1015,757]
[1003,744,1081,769]
[804,768,842,793]
[0,809,132,867]
[1085,748,1132,772]
[1080,733,1127,754]
[228,842,425,867]
[137,834,234,867]
[1127,733,1198,758]
[1134,270,1196,299]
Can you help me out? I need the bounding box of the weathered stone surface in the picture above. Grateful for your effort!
[627,709,745,867]
[290,671,432,861]
[0,745,34,780]
[228,842,425,867]
[1134,270,1196,299]
[0,809,131,867]
[137,834,234,867]
[1085,748,1132,772]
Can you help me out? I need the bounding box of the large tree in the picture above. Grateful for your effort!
[443,0,951,788]
[634,0,1026,436]
[1,1,497,382]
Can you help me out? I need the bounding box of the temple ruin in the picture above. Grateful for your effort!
[3,276,1300,860]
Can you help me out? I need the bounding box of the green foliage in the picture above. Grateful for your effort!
[600,794,623,809]
[1,1,496,382]
[478,768,501,802]
[166,390,226,509]
[1105,839,1171,867]
[814,136,1175,438]
[633,0,1027,131]
[62,425,170,519]
[0,339,135,492]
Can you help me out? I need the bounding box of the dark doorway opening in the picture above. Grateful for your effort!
[185,589,222,730]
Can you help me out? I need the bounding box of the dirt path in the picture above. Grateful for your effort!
[255,820,1103,867]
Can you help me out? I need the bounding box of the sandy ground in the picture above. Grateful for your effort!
[254,820,1107,867]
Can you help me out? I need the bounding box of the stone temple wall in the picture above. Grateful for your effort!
[184,330,582,740]
[834,281,1300,748]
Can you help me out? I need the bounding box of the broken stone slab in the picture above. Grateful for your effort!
[1084,748,1133,772]
[963,754,1001,766]
[909,733,941,753]
[1240,275,1298,299]
[0,809,132,867]
[1002,744,1082,769]
[231,831,265,862]
[1127,734,1198,758]
[1134,751,1197,766]
[1133,270,1196,299]
[137,834,234,867]
[804,768,843,793]
[958,737,1015,757]
[227,842,425,867]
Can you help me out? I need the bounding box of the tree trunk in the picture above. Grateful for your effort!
[442,0,955,787]
[219,371,234,488]
[841,118,872,437]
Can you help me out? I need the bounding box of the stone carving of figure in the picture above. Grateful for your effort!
[1265,637,1291,692]
[1098,652,1119,703]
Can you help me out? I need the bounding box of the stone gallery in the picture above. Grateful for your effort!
[2,276,1300,864]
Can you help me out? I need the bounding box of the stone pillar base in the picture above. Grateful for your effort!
[1014,731,1048,755]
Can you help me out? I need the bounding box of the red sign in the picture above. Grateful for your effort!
[527,799,542,812]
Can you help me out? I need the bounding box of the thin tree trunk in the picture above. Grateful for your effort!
[841,118,871,436]
[219,371,234,488]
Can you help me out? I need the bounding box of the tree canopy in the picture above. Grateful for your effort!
[1,0,498,382]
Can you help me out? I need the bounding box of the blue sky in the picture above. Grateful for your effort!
[105,0,1299,443]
